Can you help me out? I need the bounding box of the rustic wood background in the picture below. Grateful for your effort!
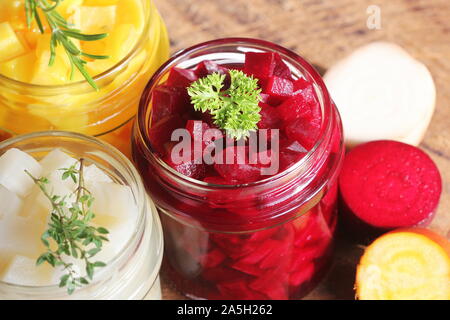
[153,0,450,300]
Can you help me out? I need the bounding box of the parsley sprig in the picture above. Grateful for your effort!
[188,70,262,140]
[25,158,109,295]
[24,0,109,90]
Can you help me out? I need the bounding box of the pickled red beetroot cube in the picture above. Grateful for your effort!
[151,86,190,124]
[164,147,206,179]
[202,249,226,268]
[214,146,261,183]
[280,139,308,154]
[244,52,277,78]
[235,239,279,265]
[277,95,312,122]
[273,54,292,79]
[231,261,265,277]
[257,103,281,129]
[185,120,215,151]
[148,115,185,155]
[289,263,315,287]
[262,76,294,99]
[166,67,198,88]
[285,117,321,150]
[195,60,228,78]
[249,268,289,299]
[293,78,321,120]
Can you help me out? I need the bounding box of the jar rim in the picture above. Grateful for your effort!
[0,131,150,294]
[136,37,334,190]
[0,0,153,92]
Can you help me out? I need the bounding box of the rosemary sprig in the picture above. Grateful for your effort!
[188,70,262,140]
[24,0,109,90]
[25,158,109,295]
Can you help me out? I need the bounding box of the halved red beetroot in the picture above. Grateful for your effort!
[285,117,321,150]
[214,146,262,183]
[339,140,442,235]
[257,103,282,129]
[148,115,185,155]
[195,60,228,78]
[244,52,277,78]
[166,67,198,88]
[151,86,190,124]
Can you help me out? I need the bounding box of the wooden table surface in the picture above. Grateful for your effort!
[154,0,450,300]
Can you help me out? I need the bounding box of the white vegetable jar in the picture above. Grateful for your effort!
[0,131,163,300]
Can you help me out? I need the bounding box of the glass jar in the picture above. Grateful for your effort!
[132,38,344,300]
[0,131,163,300]
[0,0,170,157]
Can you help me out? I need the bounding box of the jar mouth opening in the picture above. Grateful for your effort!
[0,131,148,292]
[0,1,153,92]
[137,37,334,190]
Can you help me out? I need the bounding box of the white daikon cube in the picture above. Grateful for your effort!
[1,255,53,286]
[84,164,113,183]
[87,181,138,227]
[0,148,42,197]
[40,149,78,188]
[94,219,135,263]
[0,184,23,220]
[0,216,46,258]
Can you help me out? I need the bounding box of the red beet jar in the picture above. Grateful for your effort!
[132,38,344,300]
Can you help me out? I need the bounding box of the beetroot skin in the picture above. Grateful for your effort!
[339,140,442,234]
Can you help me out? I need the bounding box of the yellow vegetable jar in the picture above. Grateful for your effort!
[0,0,170,156]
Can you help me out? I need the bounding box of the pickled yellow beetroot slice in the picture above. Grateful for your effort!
[339,140,442,231]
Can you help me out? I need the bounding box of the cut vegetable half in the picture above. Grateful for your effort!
[356,228,450,300]
[324,42,436,147]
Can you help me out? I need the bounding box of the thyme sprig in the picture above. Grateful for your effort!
[25,158,109,295]
[188,70,262,140]
[24,0,109,90]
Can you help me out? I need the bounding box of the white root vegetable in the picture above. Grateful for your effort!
[1,255,53,286]
[0,184,23,220]
[0,148,42,197]
[324,42,436,147]
[84,164,113,183]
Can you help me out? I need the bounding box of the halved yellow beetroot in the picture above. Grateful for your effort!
[356,228,450,300]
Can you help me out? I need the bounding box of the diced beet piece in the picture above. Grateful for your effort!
[164,146,206,179]
[185,120,214,150]
[277,95,311,122]
[151,86,190,124]
[257,103,282,129]
[166,67,198,88]
[293,78,321,120]
[214,146,261,183]
[148,115,185,155]
[249,267,289,300]
[289,263,315,287]
[231,261,265,276]
[285,117,321,150]
[235,239,278,265]
[262,76,294,99]
[280,139,308,154]
[273,54,292,79]
[195,60,228,78]
[203,249,226,268]
[244,52,277,78]
[249,228,280,242]
[339,140,442,234]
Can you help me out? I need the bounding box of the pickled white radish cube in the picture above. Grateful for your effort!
[0,184,23,220]
[0,148,42,197]
[94,220,135,263]
[0,216,46,258]
[84,164,112,183]
[87,181,138,224]
[39,148,78,177]
[20,180,75,221]
[1,255,53,286]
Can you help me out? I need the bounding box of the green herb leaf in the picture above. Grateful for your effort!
[187,70,262,140]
